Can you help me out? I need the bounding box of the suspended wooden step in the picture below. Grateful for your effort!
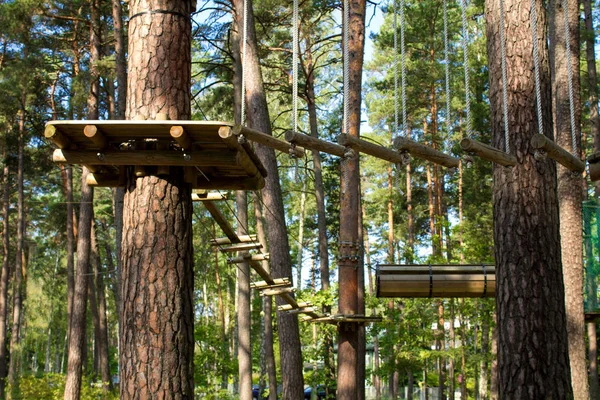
[393,137,460,168]
[307,314,382,325]
[338,134,406,164]
[45,120,267,189]
[285,130,347,157]
[588,152,600,181]
[232,125,305,158]
[377,264,495,298]
[251,278,291,290]
[259,287,296,297]
[192,191,227,201]
[530,134,585,173]
[211,235,257,246]
[584,311,600,322]
[460,138,516,167]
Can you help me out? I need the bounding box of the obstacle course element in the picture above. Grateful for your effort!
[45,120,268,190]
[460,138,517,167]
[377,264,495,298]
[530,134,585,173]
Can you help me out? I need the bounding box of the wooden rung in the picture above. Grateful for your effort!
[233,125,305,158]
[393,137,460,168]
[287,307,315,314]
[52,148,238,167]
[191,192,227,201]
[460,138,516,167]
[87,172,125,187]
[309,314,382,324]
[170,126,192,150]
[220,243,263,253]
[338,134,404,164]
[285,130,346,157]
[83,125,108,149]
[211,235,257,245]
[530,134,585,173]
[45,125,72,149]
[278,302,311,311]
[229,253,269,263]
[251,278,290,289]
[260,287,296,296]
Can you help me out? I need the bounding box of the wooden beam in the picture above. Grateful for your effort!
[251,278,290,289]
[285,130,346,157]
[194,176,265,190]
[460,138,517,167]
[393,137,460,168]
[170,125,193,150]
[260,287,296,296]
[202,201,238,242]
[228,253,269,263]
[191,192,227,201]
[278,302,311,311]
[45,125,72,149]
[210,235,257,245]
[287,307,315,314]
[338,133,404,163]
[220,243,263,253]
[83,125,109,149]
[588,152,600,181]
[530,134,585,173]
[87,172,125,187]
[233,125,305,158]
[53,148,238,167]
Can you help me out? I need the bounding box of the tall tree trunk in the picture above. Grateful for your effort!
[253,194,277,400]
[232,0,304,395]
[479,305,490,400]
[65,166,75,341]
[549,0,588,398]
[0,148,9,398]
[91,223,111,390]
[485,0,573,397]
[490,311,498,400]
[448,299,455,400]
[357,189,365,400]
[296,180,306,291]
[112,0,127,119]
[305,35,335,395]
[236,192,252,400]
[426,162,435,254]
[460,299,467,400]
[458,160,464,263]
[8,98,26,399]
[437,301,446,400]
[63,168,93,400]
[120,1,195,397]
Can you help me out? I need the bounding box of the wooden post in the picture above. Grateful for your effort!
[285,130,346,157]
[83,125,108,149]
[530,134,585,173]
[170,126,193,150]
[588,152,600,181]
[394,136,460,168]
[460,138,517,167]
[44,125,72,149]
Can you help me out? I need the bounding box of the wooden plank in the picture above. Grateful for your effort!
[87,172,125,187]
[285,130,346,157]
[233,125,305,158]
[53,148,237,167]
[393,137,460,168]
[460,138,516,167]
[228,253,269,263]
[251,278,290,289]
[338,134,404,163]
[248,260,274,284]
[220,243,262,253]
[260,287,296,296]
[211,235,257,245]
[202,201,238,242]
[287,307,315,314]
[191,192,227,201]
[530,134,585,173]
[278,302,311,311]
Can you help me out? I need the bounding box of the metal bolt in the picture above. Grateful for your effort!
[96,152,105,161]
[183,153,192,162]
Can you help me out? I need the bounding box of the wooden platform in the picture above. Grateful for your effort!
[45,120,267,189]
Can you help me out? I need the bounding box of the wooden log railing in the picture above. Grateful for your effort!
[530,134,585,173]
[285,130,347,157]
[233,125,305,158]
[460,138,517,167]
[337,134,405,163]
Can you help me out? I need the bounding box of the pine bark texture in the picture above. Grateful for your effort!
[337,0,366,397]
[485,0,573,397]
[231,0,305,396]
[0,155,9,399]
[120,0,195,398]
[548,0,587,397]
[64,168,93,400]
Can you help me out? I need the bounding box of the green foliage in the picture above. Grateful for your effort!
[18,374,117,400]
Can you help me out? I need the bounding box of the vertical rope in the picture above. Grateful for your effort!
[292,0,299,133]
[530,0,544,137]
[400,0,407,137]
[343,0,350,135]
[562,0,578,156]
[393,0,399,137]
[499,0,511,153]
[443,0,451,151]
[460,0,473,139]
[240,0,249,125]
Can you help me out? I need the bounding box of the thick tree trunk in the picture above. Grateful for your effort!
[479,305,490,400]
[252,194,277,400]
[64,168,93,400]
[65,166,75,341]
[485,0,573,397]
[112,0,127,119]
[296,181,306,291]
[232,0,304,396]
[8,102,26,399]
[357,189,366,400]
[236,192,252,400]
[548,1,587,398]
[119,1,195,397]
[437,301,446,400]
[490,311,498,400]
[448,299,455,400]
[459,299,467,400]
[0,150,9,398]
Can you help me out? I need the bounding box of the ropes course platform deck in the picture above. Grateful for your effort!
[45,120,267,190]
[377,264,496,298]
